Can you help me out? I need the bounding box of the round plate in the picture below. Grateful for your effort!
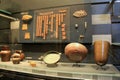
[43,51,61,65]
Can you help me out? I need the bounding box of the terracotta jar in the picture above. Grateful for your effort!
[0,45,11,62]
[11,53,21,64]
[64,42,88,63]
[15,50,25,61]
[94,40,110,66]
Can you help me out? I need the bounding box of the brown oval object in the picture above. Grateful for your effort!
[22,15,32,21]
[64,42,88,62]
[94,40,110,66]
[73,10,87,18]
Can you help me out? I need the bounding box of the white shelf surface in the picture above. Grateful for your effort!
[0,60,120,79]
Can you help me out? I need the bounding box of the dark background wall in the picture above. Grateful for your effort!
[0,0,111,13]
[0,0,120,66]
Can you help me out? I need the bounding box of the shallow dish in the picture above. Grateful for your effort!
[43,51,61,65]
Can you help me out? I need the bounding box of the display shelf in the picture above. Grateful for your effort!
[0,60,119,80]
[112,43,120,46]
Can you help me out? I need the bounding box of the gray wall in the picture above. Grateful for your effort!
[0,0,111,13]
[0,17,10,44]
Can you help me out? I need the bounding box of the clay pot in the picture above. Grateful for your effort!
[64,42,88,62]
[94,40,110,66]
[11,53,21,64]
[15,50,25,61]
[0,45,11,62]
[12,58,20,64]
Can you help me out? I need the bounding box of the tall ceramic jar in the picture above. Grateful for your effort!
[94,40,110,67]
[0,45,11,62]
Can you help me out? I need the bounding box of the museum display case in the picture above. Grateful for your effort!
[0,0,120,80]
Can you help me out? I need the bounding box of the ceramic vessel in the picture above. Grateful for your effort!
[64,42,88,63]
[94,40,110,67]
[0,45,11,62]
[11,53,21,64]
[15,50,25,61]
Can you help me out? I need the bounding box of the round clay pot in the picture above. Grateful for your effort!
[94,40,110,66]
[11,53,21,64]
[0,45,11,62]
[15,50,25,61]
[12,58,21,64]
[64,42,88,62]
